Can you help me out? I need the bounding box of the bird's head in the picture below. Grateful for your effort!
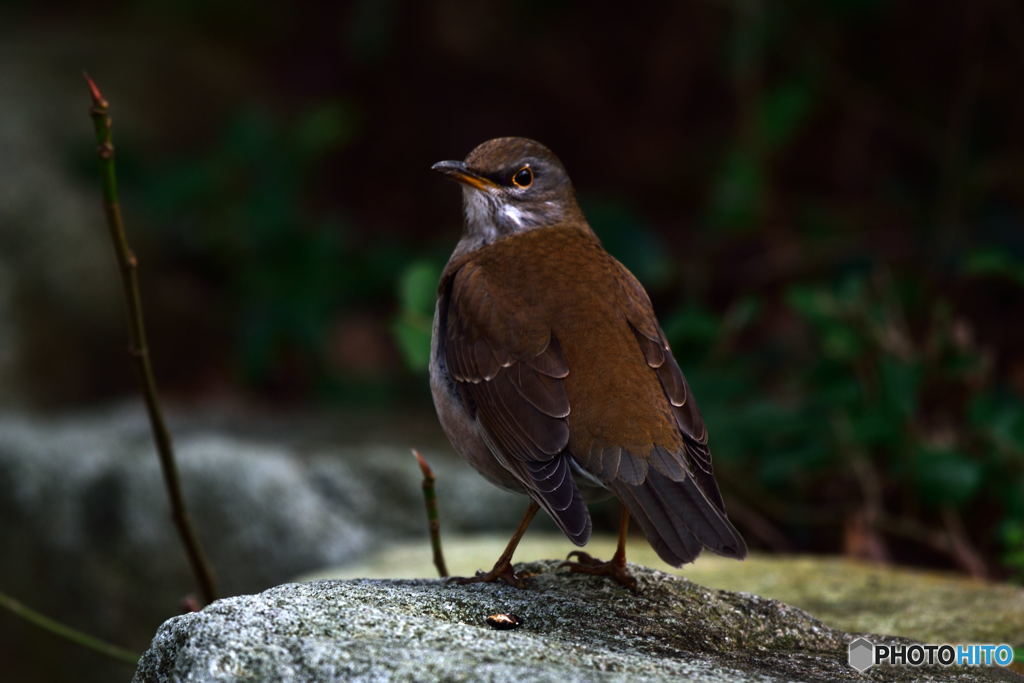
[432,137,584,245]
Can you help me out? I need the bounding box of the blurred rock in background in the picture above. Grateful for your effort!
[0,404,531,682]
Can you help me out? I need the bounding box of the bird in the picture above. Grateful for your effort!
[429,137,746,590]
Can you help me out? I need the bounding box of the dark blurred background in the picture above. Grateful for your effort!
[2,0,1023,673]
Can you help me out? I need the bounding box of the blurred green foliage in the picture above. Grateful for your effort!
[964,249,1024,288]
[661,266,1024,581]
[132,104,429,397]
[709,81,815,233]
[392,260,441,372]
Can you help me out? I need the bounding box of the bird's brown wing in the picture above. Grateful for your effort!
[592,262,747,565]
[439,260,591,545]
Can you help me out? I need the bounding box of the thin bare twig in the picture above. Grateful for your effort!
[875,515,951,552]
[837,414,890,563]
[941,507,990,579]
[0,591,140,666]
[84,73,217,605]
[875,512,989,578]
[412,449,449,577]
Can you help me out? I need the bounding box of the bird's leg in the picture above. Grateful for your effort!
[449,501,540,589]
[560,506,638,591]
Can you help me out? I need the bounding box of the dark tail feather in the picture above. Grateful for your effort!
[527,454,592,546]
[614,482,700,566]
[615,468,746,567]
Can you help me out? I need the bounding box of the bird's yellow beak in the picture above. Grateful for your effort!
[431,160,500,192]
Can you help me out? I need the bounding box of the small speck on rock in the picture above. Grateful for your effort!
[485,613,521,630]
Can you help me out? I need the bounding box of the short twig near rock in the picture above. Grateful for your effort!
[412,449,449,577]
[83,73,217,605]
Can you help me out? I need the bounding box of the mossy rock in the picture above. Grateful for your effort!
[307,533,1024,665]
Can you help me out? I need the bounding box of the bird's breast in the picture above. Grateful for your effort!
[466,225,683,457]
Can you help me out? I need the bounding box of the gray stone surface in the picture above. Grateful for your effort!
[133,562,1016,682]
[309,534,1024,651]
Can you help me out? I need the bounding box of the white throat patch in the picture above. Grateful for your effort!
[500,204,527,228]
[463,189,497,241]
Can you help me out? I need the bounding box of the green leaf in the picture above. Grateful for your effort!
[969,393,1024,449]
[397,260,442,316]
[392,259,443,373]
[721,296,762,333]
[998,520,1024,581]
[662,305,720,353]
[785,285,836,323]
[293,101,358,159]
[708,148,762,233]
[879,357,921,419]
[847,403,901,448]
[913,446,983,507]
[963,248,1024,287]
[391,317,432,373]
[835,273,868,307]
[759,82,813,151]
[821,323,862,361]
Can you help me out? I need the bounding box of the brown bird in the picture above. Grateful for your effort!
[430,137,746,589]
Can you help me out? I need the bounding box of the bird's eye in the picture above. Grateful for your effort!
[512,165,533,188]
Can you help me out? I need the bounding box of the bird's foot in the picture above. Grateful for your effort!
[448,560,532,589]
[559,551,638,592]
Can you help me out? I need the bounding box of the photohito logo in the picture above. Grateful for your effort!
[848,637,1016,672]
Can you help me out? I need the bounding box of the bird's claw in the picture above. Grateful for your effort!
[562,550,602,566]
[448,562,530,589]
[559,552,639,592]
